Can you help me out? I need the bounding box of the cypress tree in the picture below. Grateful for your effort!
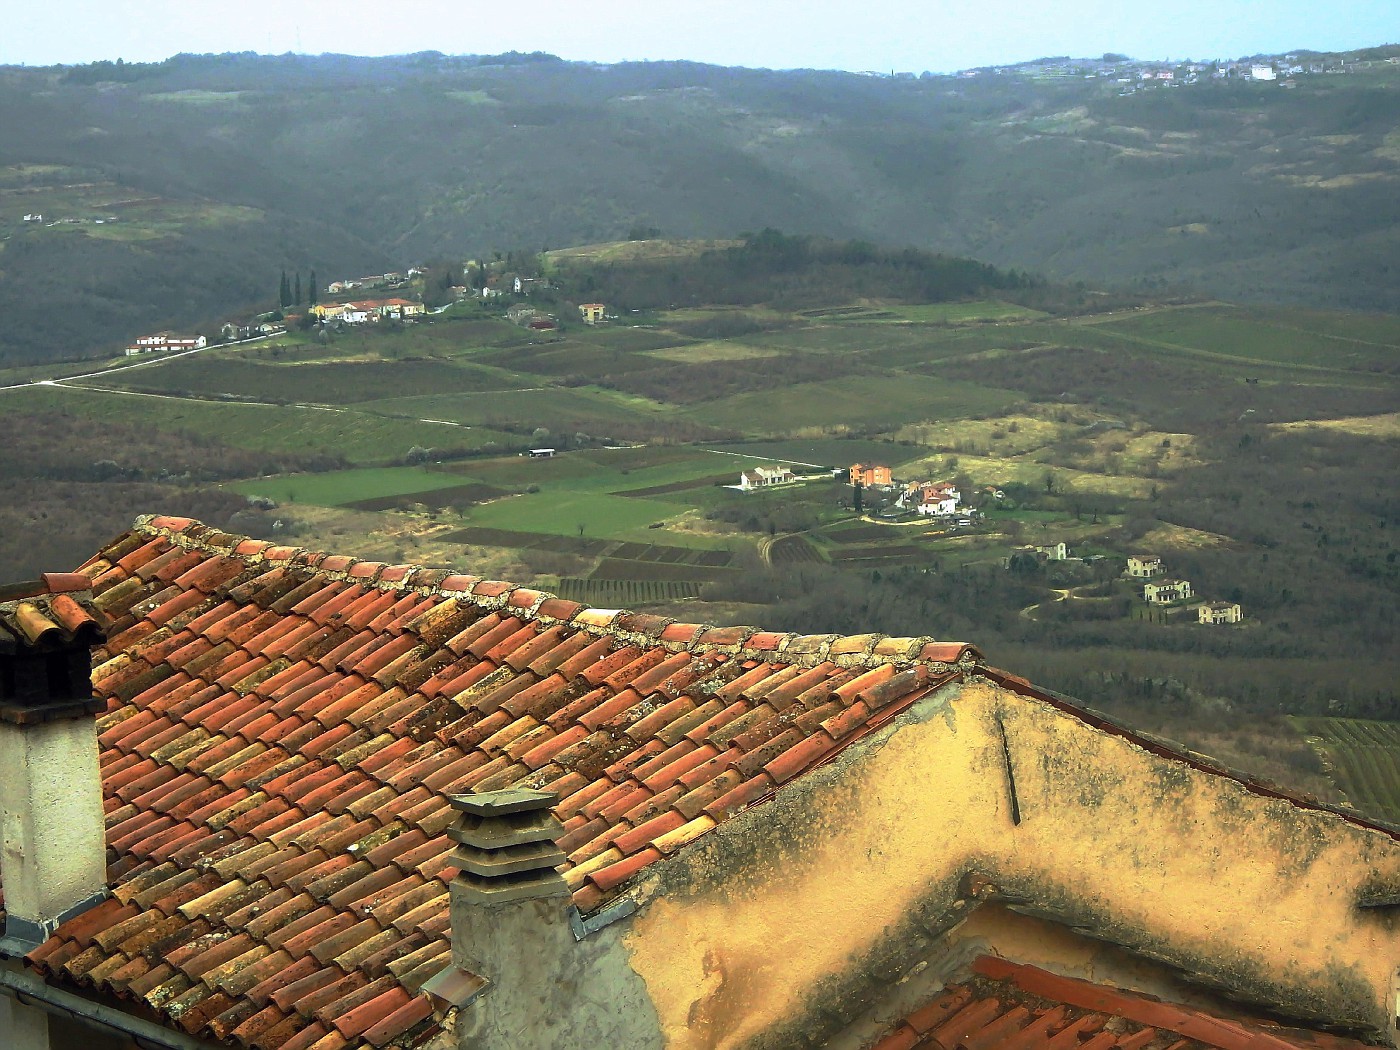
[309,270,318,306]
[279,270,291,308]
[294,272,302,305]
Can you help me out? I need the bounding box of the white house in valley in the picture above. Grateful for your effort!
[898,481,961,516]
[124,333,206,356]
[738,465,797,490]
[1144,578,1193,604]
[1126,554,1163,578]
[1198,601,1243,624]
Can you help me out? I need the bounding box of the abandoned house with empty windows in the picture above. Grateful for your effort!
[1,514,1399,1050]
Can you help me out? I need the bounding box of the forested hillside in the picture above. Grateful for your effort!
[1,47,1398,362]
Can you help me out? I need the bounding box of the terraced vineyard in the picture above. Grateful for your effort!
[1292,718,1400,824]
[770,535,823,564]
[555,578,702,606]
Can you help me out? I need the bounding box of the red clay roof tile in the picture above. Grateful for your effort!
[703,772,776,821]
[673,771,744,821]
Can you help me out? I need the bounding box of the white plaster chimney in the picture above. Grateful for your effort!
[0,573,109,956]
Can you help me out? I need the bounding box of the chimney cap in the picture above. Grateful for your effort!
[448,789,558,816]
[0,578,108,724]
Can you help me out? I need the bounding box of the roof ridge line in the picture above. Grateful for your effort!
[131,515,983,675]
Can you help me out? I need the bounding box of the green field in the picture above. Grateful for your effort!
[462,490,701,542]
[747,325,954,356]
[1267,309,1400,349]
[230,466,473,507]
[575,327,692,353]
[1292,718,1400,824]
[682,375,1020,433]
[92,357,532,403]
[1099,307,1399,373]
[365,387,673,432]
[885,301,1049,323]
[0,384,508,463]
[859,325,1059,369]
[708,438,923,469]
[441,446,764,492]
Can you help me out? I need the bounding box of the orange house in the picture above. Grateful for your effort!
[850,463,892,487]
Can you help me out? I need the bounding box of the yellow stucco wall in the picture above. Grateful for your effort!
[621,679,1400,1049]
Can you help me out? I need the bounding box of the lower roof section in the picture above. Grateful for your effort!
[869,956,1375,1050]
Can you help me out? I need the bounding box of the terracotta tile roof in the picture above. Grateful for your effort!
[868,956,1373,1050]
[17,515,984,1050]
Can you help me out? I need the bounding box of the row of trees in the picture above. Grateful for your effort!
[278,269,318,309]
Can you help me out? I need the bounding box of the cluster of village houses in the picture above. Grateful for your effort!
[1127,554,1242,624]
[123,266,610,356]
[847,463,973,518]
[734,461,1243,626]
[126,321,288,355]
[325,270,418,294]
[736,462,972,521]
[312,297,425,324]
[959,52,1371,92]
[1006,547,1240,624]
[20,212,119,226]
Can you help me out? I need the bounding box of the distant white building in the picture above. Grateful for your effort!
[1198,602,1243,625]
[901,481,961,516]
[1250,64,1277,81]
[1144,579,1193,604]
[1126,555,1162,578]
[1009,542,1069,565]
[738,465,797,491]
[125,333,206,356]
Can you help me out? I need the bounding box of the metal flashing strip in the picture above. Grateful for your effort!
[0,964,213,1050]
[421,965,488,1009]
[569,898,638,940]
[0,891,109,957]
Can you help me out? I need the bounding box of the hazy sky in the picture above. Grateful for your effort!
[4,1,1395,72]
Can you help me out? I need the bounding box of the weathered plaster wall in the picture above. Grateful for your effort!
[453,898,663,1050]
[620,679,1400,1049]
[0,719,106,930]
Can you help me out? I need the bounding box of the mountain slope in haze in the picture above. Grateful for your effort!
[1,49,1398,363]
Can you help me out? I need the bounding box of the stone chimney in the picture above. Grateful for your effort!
[428,789,574,1048]
[0,573,109,955]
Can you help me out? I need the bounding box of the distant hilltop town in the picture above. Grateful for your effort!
[896,50,1391,91]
